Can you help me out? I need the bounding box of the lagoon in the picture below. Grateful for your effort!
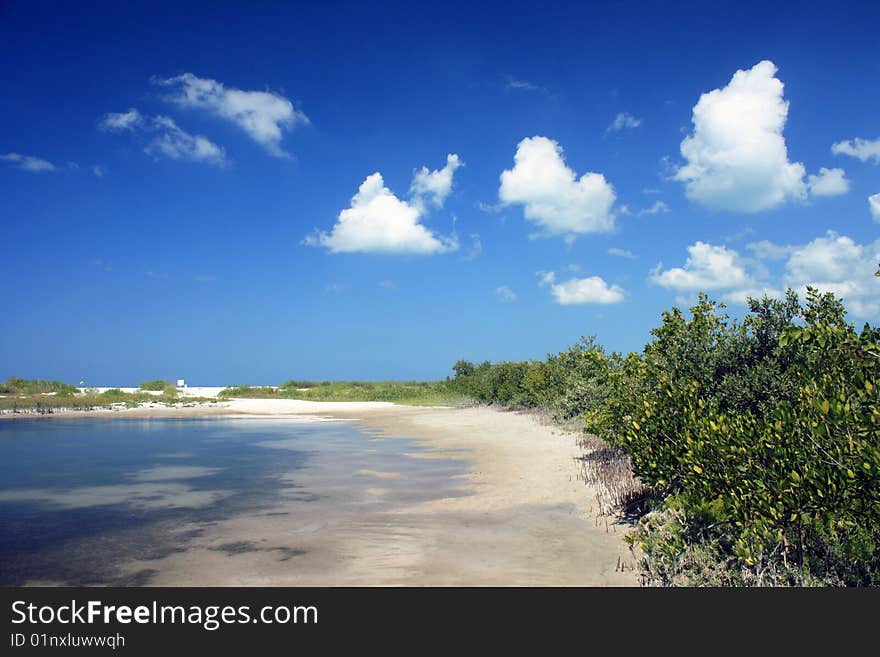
[0,417,470,585]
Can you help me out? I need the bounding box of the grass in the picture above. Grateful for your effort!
[219,380,472,406]
[0,379,214,414]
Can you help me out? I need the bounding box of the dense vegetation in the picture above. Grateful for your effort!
[449,288,879,586]
[0,377,78,395]
[219,380,467,405]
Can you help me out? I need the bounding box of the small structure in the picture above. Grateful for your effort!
[176,379,186,389]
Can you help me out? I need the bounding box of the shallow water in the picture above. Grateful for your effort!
[0,417,470,585]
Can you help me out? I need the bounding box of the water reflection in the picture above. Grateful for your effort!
[0,417,470,585]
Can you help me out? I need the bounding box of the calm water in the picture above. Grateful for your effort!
[0,417,469,585]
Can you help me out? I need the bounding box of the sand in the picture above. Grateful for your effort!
[12,399,638,585]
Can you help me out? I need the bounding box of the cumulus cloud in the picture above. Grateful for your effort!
[92,165,107,178]
[655,233,880,318]
[499,136,616,238]
[674,60,809,212]
[540,274,625,305]
[306,172,457,255]
[99,110,225,165]
[607,112,642,132]
[807,167,850,197]
[608,247,636,259]
[410,154,462,209]
[832,137,880,164]
[0,152,57,172]
[870,193,880,222]
[495,286,517,303]
[650,242,751,291]
[155,73,308,157]
[783,232,880,317]
[99,108,145,131]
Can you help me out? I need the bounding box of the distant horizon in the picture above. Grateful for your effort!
[3,1,878,383]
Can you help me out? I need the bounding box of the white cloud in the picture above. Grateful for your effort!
[92,165,107,178]
[639,200,670,216]
[608,247,636,259]
[747,239,793,261]
[832,137,880,164]
[654,233,880,318]
[495,286,517,303]
[785,232,873,285]
[870,193,880,222]
[542,274,625,305]
[410,154,462,209]
[306,172,457,255]
[674,60,808,212]
[99,108,144,131]
[0,152,57,172]
[650,241,751,291]
[783,232,880,317]
[99,109,225,165]
[155,73,308,157]
[807,167,850,197]
[607,112,642,132]
[499,136,616,238]
[145,116,225,165]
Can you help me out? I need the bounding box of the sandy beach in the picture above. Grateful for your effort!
[9,399,638,586]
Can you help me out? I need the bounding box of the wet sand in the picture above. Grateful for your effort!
[13,400,638,586]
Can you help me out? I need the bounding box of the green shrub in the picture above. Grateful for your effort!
[138,380,173,391]
[0,377,78,395]
[218,385,279,398]
[591,290,880,586]
[99,388,126,399]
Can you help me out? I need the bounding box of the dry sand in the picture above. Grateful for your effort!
[16,399,639,585]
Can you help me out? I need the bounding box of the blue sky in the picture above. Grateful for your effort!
[1,0,878,384]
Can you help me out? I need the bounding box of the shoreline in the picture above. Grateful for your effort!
[6,399,638,586]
